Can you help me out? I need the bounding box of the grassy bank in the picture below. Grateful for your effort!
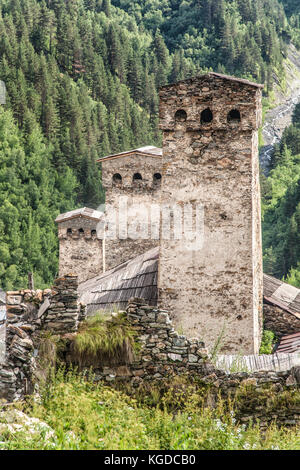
[0,369,299,450]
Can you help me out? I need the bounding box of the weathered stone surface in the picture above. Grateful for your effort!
[264,304,300,337]
[57,213,104,283]
[158,74,263,354]
[101,151,161,271]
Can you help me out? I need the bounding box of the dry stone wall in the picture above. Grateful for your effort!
[0,275,83,401]
[264,304,300,337]
[88,298,300,424]
[0,287,299,428]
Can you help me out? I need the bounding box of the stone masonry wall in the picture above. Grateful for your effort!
[101,153,161,270]
[0,275,83,401]
[158,74,263,354]
[88,298,300,428]
[264,304,300,337]
[0,288,299,428]
[57,218,103,283]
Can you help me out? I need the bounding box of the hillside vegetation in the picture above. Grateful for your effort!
[262,103,300,286]
[0,369,299,450]
[0,0,299,289]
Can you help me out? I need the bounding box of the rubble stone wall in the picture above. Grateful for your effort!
[87,298,300,428]
[264,304,300,337]
[0,275,82,401]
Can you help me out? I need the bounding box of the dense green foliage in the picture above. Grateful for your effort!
[0,0,299,289]
[262,103,300,286]
[114,0,291,89]
[259,330,276,355]
[0,369,299,450]
[280,0,300,47]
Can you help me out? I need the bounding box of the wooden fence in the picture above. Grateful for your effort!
[216,352,300,373]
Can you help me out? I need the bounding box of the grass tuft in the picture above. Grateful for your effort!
[69,312,138,367]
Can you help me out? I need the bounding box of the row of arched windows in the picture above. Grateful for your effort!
[67,228,97,236]
[112,173,162,186]
[175,108,241,124]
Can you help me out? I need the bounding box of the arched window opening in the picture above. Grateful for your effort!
[227,109,241,123]
[91,229,97,238]
[175,109,187,122]
[201,108,213,124]
[78,228,84,236]
[133,173,142,182]
[112,173,122,185]
[153,173,162,187]
[67,228,72,236]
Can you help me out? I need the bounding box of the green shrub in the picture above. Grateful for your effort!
[0,369,299,450]
[70,312,138,367]
[259,330,276,354]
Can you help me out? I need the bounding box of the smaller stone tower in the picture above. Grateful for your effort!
[56,207,104,283]
[98,146,162,270]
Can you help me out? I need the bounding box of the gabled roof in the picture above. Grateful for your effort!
[55,207,104,224]
[160,72,264,90]
[78,247,159,313]
[97,146,162,163]
[78,247,300,323]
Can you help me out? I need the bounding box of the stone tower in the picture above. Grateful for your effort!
[158,72,263,354]
[98,146,162,270]
[55,207,104,283]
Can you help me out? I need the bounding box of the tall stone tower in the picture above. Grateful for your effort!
[98,146,162,270]
[56,207,104,283]
[158,73,263,354]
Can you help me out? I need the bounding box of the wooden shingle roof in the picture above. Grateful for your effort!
[78,247,159,314]
[79,247,300,322]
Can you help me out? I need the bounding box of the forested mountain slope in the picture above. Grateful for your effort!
[0,0,299,289]
[262,103,300,287]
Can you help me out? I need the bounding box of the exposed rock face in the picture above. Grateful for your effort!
[100,150,162,270]
[158,73,264,354]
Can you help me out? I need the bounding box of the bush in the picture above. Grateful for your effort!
[0,369,299,450]
[259,330,276,354]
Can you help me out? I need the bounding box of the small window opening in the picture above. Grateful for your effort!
[175,109,187,122]
[153,173,162,187]
[67,228,72,236]
[133,173,142,182]
[91,229,97,237]
[201,108,213,124]
[112,173,122,185]
[78,228,84,235]
[227,109,241,123]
